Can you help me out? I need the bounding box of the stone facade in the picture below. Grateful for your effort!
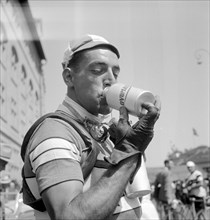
[0,0,46,184]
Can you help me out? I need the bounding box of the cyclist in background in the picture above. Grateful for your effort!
[183,161,207,213]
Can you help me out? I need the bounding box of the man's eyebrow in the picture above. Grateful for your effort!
[89,61,107,66]
[88,61,120,72]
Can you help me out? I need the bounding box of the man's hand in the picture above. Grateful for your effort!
[106,96,161,165]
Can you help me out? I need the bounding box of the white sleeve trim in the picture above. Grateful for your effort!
[29,138,81,172]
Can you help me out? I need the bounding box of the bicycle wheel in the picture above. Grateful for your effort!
[196,209,206,220]
[170,208,184,220]
[182,204,194,220]
[172,201,188,220]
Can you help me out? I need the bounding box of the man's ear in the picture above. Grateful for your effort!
[62,67,74,87]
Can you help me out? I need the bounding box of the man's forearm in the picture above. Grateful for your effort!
[63,155,139,220]
[189,182,202,190]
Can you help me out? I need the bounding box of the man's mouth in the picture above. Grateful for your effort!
[100,96,108,106]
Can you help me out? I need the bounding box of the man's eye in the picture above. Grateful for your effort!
[113,67,120,79]
[91,69,103,74]
[113,72,119,79]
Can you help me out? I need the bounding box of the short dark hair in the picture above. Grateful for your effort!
[164,159,171,166]
[66,50,85,73]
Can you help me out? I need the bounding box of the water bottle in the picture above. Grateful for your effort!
[104,83,155,117]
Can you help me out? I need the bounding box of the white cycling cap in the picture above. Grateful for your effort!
[186,161,195,167]
[62,34,120,69]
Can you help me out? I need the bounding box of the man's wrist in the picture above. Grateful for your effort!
[105,148,140,165]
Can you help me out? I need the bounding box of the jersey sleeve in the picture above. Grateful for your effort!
[27,118,86,194]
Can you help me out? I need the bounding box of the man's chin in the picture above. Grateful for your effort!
[99,105,112,115]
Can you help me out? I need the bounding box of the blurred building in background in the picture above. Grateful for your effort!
[0,0,46,185]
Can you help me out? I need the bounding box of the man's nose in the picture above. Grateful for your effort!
[104,70,116,87]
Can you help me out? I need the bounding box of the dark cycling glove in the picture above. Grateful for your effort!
[105,102,160,165]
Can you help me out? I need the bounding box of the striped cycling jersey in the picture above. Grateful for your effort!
[23,96,143,219]
[186,170,206,197]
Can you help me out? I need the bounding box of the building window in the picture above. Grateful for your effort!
[35,91,40,118]
[29,79,33,91]
[20,64,27,98]
[11,46,19,86]
[21,65,27,84]
[0,22,8,121]
[10,96,18,133]
[0,81,7,121]
[0,21,8,68]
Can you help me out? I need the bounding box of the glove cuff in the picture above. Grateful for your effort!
[104,146,141,165]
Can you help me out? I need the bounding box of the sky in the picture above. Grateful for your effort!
[28,0,209,167]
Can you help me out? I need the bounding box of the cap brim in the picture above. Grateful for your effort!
[74,41,120,58]
[0,179,11,184]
